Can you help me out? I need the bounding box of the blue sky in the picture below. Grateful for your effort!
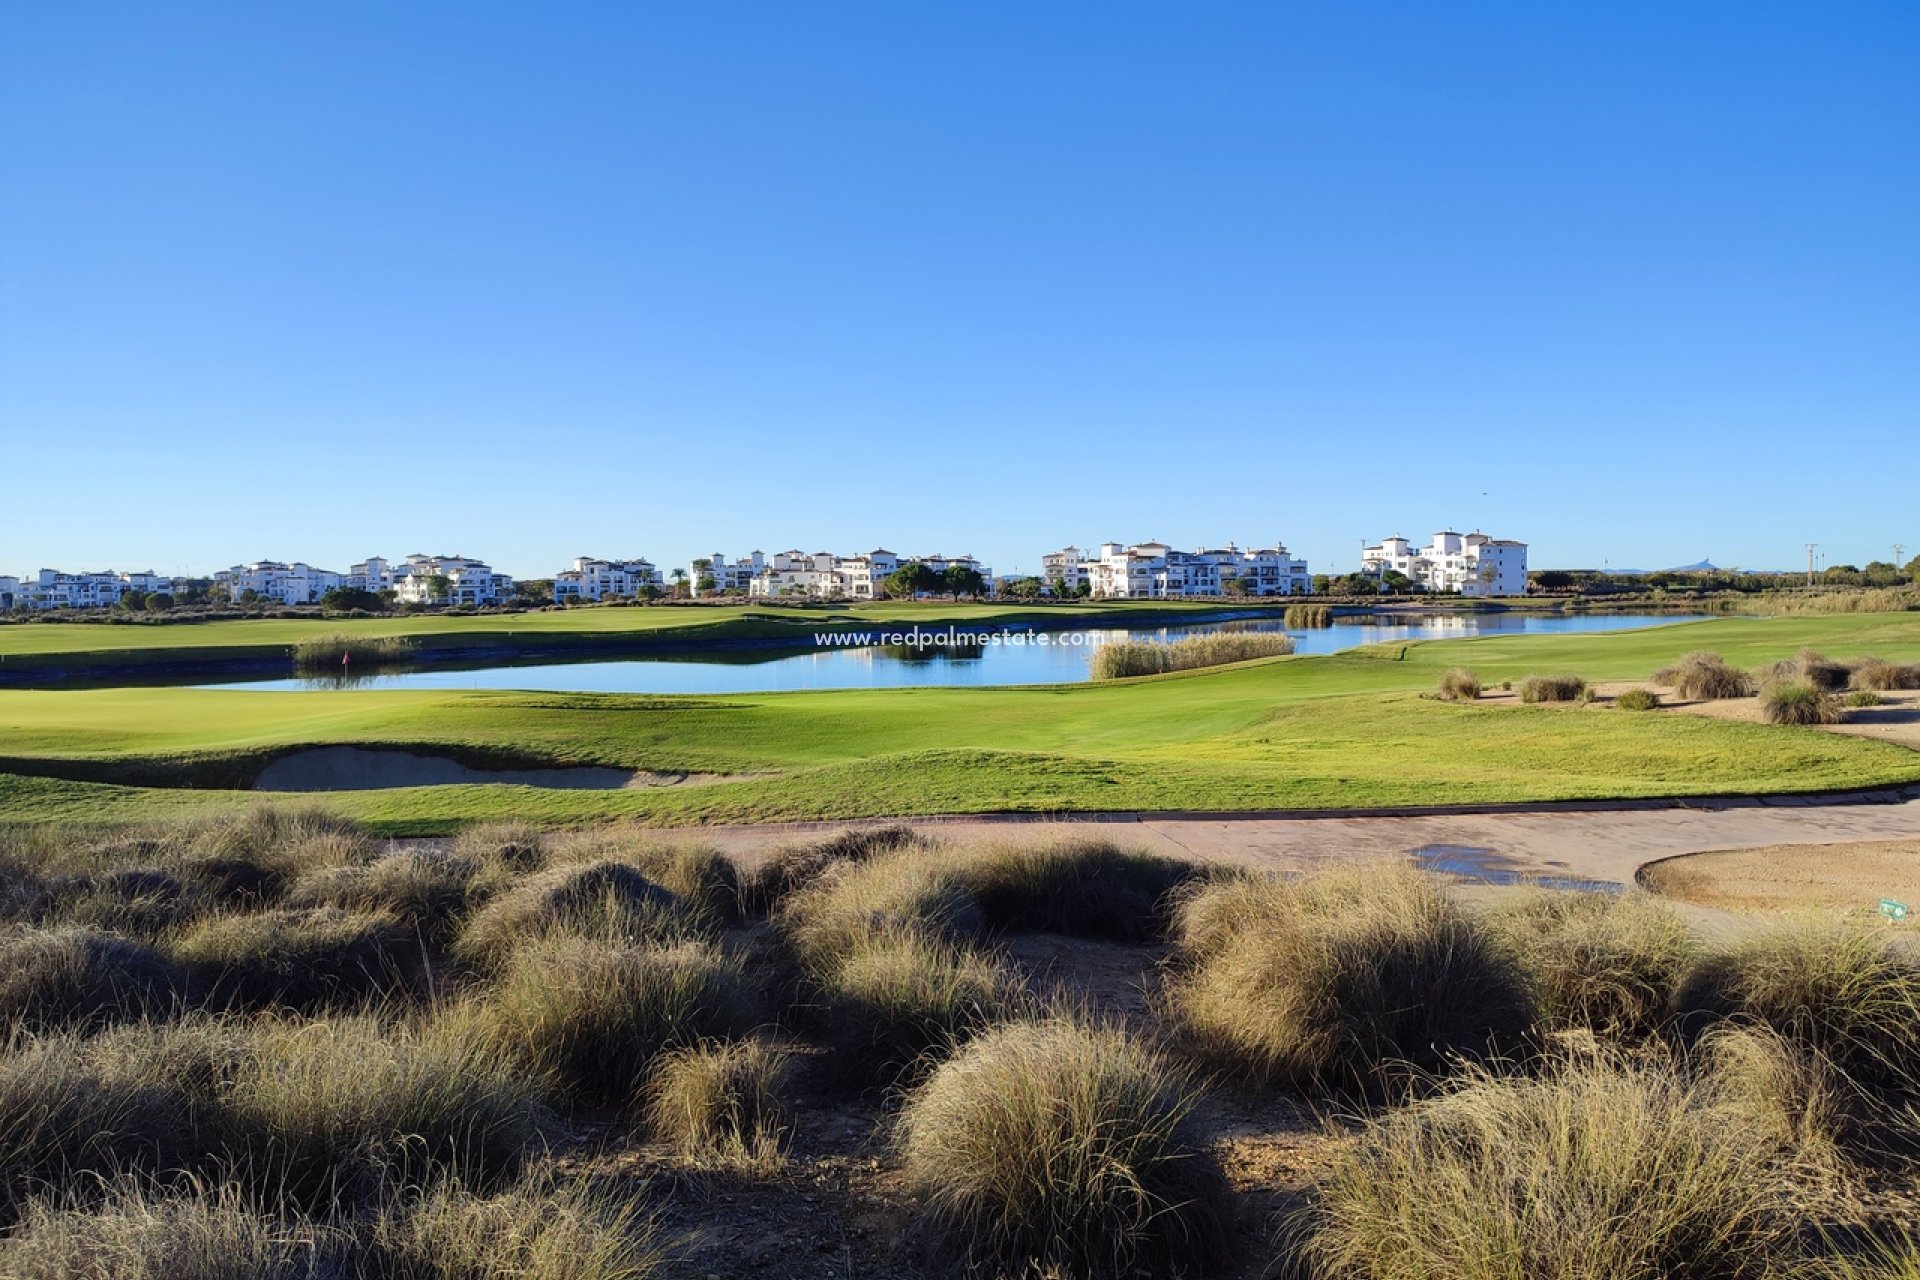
[2,2,1915,581]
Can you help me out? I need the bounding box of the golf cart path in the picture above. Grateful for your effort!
[694,790,1920,888]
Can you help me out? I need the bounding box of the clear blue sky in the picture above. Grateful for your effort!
[3,2,1915,581]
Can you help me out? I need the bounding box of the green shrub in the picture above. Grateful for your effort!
[453,860,707,971]
[899,1018,1229,1280]
[1652,651,1753,700]
[1435,668,1481,702]
[1850,658,1920,692]
[1486,892,1698,1040]
[172,907,415,1011]
[960,837,1200,942]
[1675,927,1920,1091]
[0,927,192,1032]
[1845,689,1885,708]
[1759,678,1841,725]
[644,1039,790,1169]
[1295,1054,1792,1280]
[483,938,754,1110]
[1520,674,1589,703]
[1172,865,1532,1092]
[367,1176,662,1280]
[1614,687,1662,711]
[0,1183,343,1280]
[1090,632,1294,680]
[738,823,924,914]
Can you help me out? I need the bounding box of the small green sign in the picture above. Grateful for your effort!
[1880,898,1909,922]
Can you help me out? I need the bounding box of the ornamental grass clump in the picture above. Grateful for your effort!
[898,1018,1230,1280]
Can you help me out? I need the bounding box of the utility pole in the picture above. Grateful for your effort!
[1897,543,1907,568]
[1806,543,1818,589]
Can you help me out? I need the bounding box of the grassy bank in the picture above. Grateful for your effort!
[0,614,1917,829]
[0,600,1260,676]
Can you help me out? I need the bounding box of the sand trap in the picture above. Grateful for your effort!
[1640,837,1920,923]
[254,746,730,792]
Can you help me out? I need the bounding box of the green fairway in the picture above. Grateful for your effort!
[0,599,1246,673]
[0,613,1916,831]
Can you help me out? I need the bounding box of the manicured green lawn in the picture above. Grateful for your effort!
[0,599,1244,670]
[0,613,1915,831]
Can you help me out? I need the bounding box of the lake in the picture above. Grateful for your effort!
[200,612,1699,695]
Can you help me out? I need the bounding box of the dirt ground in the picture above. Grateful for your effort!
[1473,682,1920,754]
[1639,837,1920,924]
[559,928,1329,1280]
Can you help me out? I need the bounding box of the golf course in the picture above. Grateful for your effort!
[1,608,1917,832]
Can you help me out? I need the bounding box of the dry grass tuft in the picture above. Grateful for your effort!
[1614,687,1663,711]
[779,850,984,972]
[812,927,1015,1083]
[739,824,925,914]
[0,1182,344,1280]
[1296,1052,1794,1280]
[961,836,1200,942]
[1675,926,1920,1093]
[899,1018,1229,1280]
[1435,668,1482,701]
[368,1176,663,1280]
[1850,658,1920,692]
[1487,891,1698,1040]
[1171,864,1532,1092]
[482,937,754,1110]
[1759,678,1843,725]
[283,850,478,943]
[1090,631,1294,680]
[0,926,193,1032]
[225,1012,548,1203]
[1653,651,1754,700]
[1520,674,1590,703]
[453,860,708,971]
[171,907,416,1011]
[644,1040,790,1170]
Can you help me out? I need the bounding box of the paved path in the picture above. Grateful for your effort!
[695,789,1920,888]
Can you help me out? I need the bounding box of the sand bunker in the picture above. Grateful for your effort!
[254,746,728,792]
[1640,837,1920,923]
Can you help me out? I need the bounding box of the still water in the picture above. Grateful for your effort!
[201,612,1697,695]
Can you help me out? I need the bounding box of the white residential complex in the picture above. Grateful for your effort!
[215,561,343,605]
[207,554,516,606]
[553,556,664,603]
[384,554,514,606]
[1043,542,1311,598]
[693,549,992,600]
[2,568,175,610]
[1359,531,1528,596]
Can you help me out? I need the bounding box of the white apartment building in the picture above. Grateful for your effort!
[552,556,664,603]
[11,568,175,610]
[1360,531,1528,596]
[726,549,990,600]
[0,576,19,610]
[387,554,514,606]
[214,561,344,605]
[693,552,764,596]
[1048,541,1311,598]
